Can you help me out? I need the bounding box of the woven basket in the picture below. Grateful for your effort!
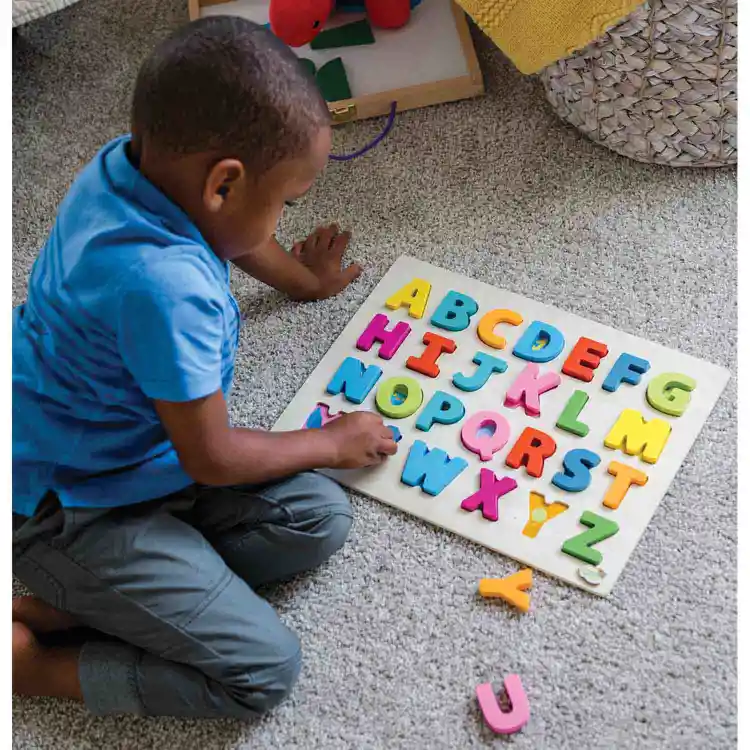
[540,0,737,167]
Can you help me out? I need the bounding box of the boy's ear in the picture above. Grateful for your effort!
[203,158,245,213]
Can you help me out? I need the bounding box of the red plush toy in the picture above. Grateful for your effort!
[269,0,415,48]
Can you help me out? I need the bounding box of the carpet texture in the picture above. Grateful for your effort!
[12,1,737,748]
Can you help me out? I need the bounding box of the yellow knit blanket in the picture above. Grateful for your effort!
[455,0,644,74]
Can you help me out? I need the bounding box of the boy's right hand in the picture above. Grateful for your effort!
[322,412,397,469]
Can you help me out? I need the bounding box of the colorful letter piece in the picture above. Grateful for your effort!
[646,372,697,417]
[505,427,557,478]
[522,492,568,538]
[303,402,345,429]
[326,357,382,404]
[561,510,619,566]
[476,309,523,349]
[476,675,530,735]
[430,290,479,332]
[604,408,672,464]
[478,569,533,612]
[461,411,511,461]
[401,440,468,496]
[503,363,561,418]
[385,277,431,319]
[601,353,651,393]
[460,469,518,522]
[602,461,648,510]
[375,376,423,419]
[453,351,508,392]
[355,313,411,360]
[304,406,324,429]
[555,390,591,437]
[512,321,565,363]
[406,332,457,378]
[562,337,609,382]
[415,391,466,432]
[551,449,602,493]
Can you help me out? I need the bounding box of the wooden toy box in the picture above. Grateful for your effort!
[188,0,484,123]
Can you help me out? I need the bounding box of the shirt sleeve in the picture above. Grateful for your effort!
[117,257,225,402]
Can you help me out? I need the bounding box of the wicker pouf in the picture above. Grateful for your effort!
[541,0,737,167]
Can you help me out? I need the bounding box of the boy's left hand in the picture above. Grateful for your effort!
[291,224,362,300]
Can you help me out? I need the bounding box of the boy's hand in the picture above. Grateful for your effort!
[230,228,360,302]
[321,412,397,469]
[156,392,394,487]
[291,224,362,300]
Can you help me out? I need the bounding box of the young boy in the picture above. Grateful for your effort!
[12,16,397,719]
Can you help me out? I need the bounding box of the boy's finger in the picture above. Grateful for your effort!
[331,230,351,258]
[315,224,338,250]
[291,242,304,259]
[379,439,398,456]
[338,263,362,289]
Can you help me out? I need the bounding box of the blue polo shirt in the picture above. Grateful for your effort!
[12,136,241,517]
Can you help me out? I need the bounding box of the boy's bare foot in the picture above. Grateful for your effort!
[12,621,43,696]
[12,595,78,633]
[13,620,83,701]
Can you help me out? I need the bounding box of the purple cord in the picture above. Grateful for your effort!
[328,101,397,162]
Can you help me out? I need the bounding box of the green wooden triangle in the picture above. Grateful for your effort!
[310,19,375,50]
[316,57,352,102]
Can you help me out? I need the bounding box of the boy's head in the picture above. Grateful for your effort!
[131,16,331,259]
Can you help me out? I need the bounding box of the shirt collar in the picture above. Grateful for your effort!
[103,135,207,248]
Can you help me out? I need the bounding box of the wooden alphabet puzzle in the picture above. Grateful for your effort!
[273,256,729,595]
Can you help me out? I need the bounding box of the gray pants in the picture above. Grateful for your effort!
[12,472,352,719]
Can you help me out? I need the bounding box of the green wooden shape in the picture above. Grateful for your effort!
[646,372,696,417]
[310,19,375,50]
[561,511,619,566]
[316,57,351,102]
[556,390,590,437]
[299,58,317,77]
[375,376,423,419]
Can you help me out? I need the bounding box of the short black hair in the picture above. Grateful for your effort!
[131,16,330,174]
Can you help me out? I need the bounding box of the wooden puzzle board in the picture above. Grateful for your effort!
[273,256,729,596]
